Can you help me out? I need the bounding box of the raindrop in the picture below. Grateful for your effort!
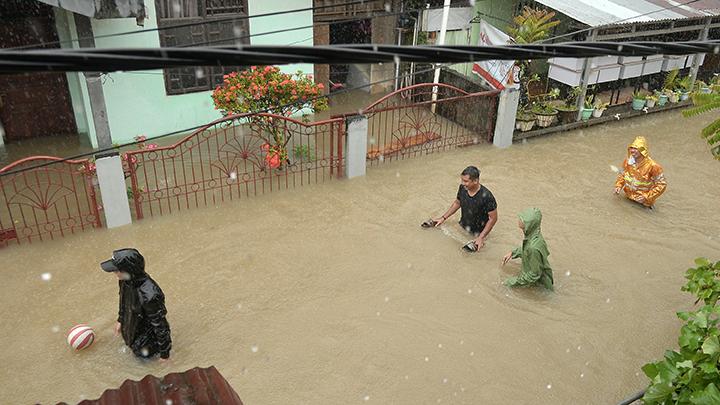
[166,400,174,405]
[233,25,245,37]
[369,137,376,145]
[714,45,719,54]
[195,68,205,79]
[230,171,237,180]
[605,298,611,303]
[460,387,465,392]
[404,375,409,380]
[172,2,181,15]
[41,272,52,281]
[424,356,430,362]
[378,155,385,162]
[580,373,584,378]
[384,296,389,302]
[395,172,400,177]
[467,289,472,294]
[617,45,623,52]
[237,303,242,309]
[407,263,412,269]
[376,311,381,316]
[577,345,582,351]
[565,348,570,353]
[442,378,448,384]
[51,326,60,333]
[565,271,571,276]
[610,165,619,173]
[470,351,475,356]
[363,395,370,401]
[436,399,441,403]
[384,3,391,12]
[251,345,259,353]
[546,384,552,389]
[460,340,464,345]
[141,347,150,357]
[373,45,379,52]
[393,55,400,65]
[438,343,443,348]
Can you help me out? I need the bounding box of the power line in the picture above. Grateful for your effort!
[0,61,460,177]
[9,0,376,51]
[2,40,718,73]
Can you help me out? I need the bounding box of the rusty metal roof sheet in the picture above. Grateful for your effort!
[56,366,243,405]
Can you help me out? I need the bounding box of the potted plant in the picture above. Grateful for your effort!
[656,90,668,107]
[592,98,609,117]
[695,80,712,94]
[677,75,692,101]
[662,69,680,103]
[530,88,560,127]
[710,74,720,93]
[645,94,658,108]
[666,89,680,103]
[632,90,646,110]
[555,86,581,124]
[515,109,536,132]
[580,96,594,121]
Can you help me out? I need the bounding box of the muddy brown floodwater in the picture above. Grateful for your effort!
[1,110,719,404]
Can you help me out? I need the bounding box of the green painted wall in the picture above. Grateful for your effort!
[57,0,314,148]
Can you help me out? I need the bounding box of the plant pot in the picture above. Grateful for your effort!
[658,94,668,106]
[557,109,578,124]
[592,108,605,118]
[516,118,535,132]
[534,112,557,128]
[580,108,593,121]
[668,93,679,103]
[645,99,656,108]
[631,98,645,110]
[680,92,690,101]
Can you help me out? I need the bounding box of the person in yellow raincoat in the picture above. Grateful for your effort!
[614,136,667,208]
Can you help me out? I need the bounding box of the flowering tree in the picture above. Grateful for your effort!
[212,66,327,168]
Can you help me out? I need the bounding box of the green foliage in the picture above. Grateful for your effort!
[664,69,680,91]
[642,258,720,404]
[682,93,720,160]
[293,144,315,161]
[507,7,560,44]
[530,87,559,115]
[633,89,646,100]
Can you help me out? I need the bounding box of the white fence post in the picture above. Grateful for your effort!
[95,153,132,228]
[345,115,368,179]
[493,88,519,149]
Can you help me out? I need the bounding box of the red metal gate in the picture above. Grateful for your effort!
[127,113,345,220]
[358,83,500,165]
[0,156,101,246]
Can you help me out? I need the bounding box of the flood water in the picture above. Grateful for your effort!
[1,110,719,404]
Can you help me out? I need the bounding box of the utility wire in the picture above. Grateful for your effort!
[2,40,718,73]
[9,0,378,51]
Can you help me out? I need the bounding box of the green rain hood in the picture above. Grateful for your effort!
[505,208,554,290]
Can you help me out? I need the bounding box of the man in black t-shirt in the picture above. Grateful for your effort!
[431,166,498,251]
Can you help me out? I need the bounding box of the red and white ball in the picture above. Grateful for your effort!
[67,324,95,351]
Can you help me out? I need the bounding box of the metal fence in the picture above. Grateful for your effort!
[126,113,345,220]
[352,83,499,166]
[0,156,101,246]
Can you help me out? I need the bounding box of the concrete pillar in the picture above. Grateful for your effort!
[493,88,520,148]
[689,17,712,91]
[345,115,368,179]
[576,30,597,121]
[95,153,132,228]
[74,14,113,149]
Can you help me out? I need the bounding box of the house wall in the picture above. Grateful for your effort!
[56,0,313,148]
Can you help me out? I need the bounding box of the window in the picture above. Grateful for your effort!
[156,0,249,95]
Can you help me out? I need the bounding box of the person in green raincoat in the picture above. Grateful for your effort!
[501,208,554,290]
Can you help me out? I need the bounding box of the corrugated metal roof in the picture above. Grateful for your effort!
[534,0,720,27]
[55,366,243,405]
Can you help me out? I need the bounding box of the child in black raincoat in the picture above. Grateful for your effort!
[101,248,172,360]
